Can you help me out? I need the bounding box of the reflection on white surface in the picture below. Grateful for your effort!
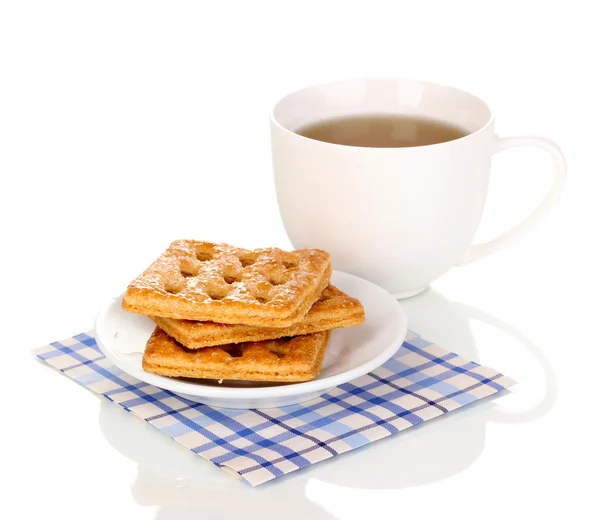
[403,288,557,423]
[98,289,556,519]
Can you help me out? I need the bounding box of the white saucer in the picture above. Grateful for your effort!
[94,270,407,409]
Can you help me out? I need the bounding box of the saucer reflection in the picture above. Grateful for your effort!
[97,288,555,518]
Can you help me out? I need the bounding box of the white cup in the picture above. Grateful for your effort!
[270,78,566,298]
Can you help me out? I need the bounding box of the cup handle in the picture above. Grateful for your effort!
[457,136,567,266]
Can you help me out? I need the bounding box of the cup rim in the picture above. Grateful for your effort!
[270,77,495,150]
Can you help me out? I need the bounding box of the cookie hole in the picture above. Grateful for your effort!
[267,340,291,358]
[180,257,201,278]
[222,344,243,358]
[207,290,227,301]
[255,295,271,304]
[269,276,285,286]
[164,282,182,294]
[223,273,242,284]
[282,258,298,269]
[180,265,199,278]
[239,256,255,268]
[196,251,213,262]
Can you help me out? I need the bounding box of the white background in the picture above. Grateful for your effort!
[1,1,599,519]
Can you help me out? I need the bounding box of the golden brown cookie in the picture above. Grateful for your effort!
[142,327,330,382]
[122,240,331,327]
[150,285,364,349]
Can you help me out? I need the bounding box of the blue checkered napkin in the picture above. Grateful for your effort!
[35,331,515,486]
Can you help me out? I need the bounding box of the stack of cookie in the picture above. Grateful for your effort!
[121,240,365,382]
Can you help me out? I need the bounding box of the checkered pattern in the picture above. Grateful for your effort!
[35,331,515,486]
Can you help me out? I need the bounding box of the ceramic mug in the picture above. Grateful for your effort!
[270,78,566,298]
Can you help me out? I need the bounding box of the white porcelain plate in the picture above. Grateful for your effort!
[94,270,407,409]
